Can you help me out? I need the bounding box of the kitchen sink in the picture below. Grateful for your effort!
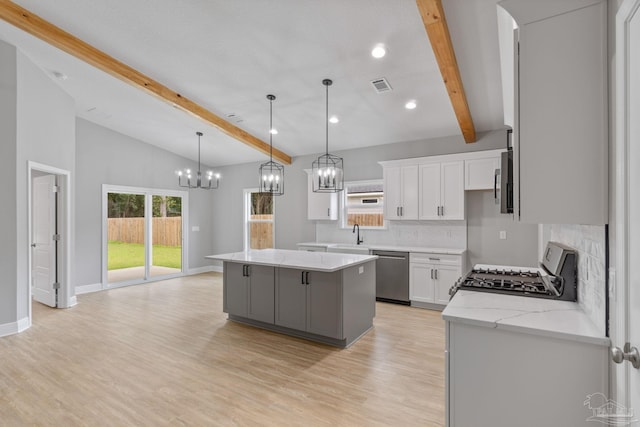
[326,244,370,255]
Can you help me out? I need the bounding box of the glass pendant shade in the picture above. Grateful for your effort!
[312,79,344,193]
[177,132,220,189]
[259,94,285,196]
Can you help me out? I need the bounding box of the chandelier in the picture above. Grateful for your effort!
[312,79,344,192]
[259,94,285,195]
[176,131,220,189]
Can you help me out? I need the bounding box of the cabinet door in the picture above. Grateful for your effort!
[307,270,343,339]
[383,166,402,220]
[465,156,501,190]
[440,161,465,220]
[275,268,307,330]
[247,265,275,324]
[419,163,441,220]
[434,265,460,305]
[401,165,419,219]
[224,262,248,317]
[409,263,435,303]
[307,174,338,220]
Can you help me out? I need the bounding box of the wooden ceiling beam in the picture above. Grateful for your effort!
[416,0,476,143]
[0,0,292,164]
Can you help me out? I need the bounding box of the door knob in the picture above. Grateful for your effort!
[31,243,36,248]
[611,343,640,369]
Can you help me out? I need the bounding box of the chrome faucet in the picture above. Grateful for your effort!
[352,224,363,245]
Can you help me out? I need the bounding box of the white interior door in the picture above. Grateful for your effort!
[32,174,57,307]
[628,1,640,413]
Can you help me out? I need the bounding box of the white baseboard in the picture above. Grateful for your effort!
[75,283,102,295]
[188,265,221,275]
[68,296,78,307]
[0,316,30,338]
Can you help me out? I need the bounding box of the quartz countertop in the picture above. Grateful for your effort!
[296,242,466,255]
[206,248,377,272]
[442,290,609,346]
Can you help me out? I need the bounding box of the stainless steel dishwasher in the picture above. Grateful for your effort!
[371,250,409,304]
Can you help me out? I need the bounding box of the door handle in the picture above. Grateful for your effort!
[430,269,434,280]
[301,271,305,284]
[434,269,438,280]
[327,208,330,217]
[494,168,499,201]
[441,206,444,217]
[396,207,399,217]
[31,243,37,248]
[400,206,403,217]
[305,271,310,285]
[612,343,640,369]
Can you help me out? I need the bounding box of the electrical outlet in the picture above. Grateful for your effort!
[499,230,507,240]
[192,226,200,232]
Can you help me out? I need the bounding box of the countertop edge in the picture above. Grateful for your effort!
[205,253,378,273]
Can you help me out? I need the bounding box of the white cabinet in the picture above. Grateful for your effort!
[307,172,338,220]
[383,165,418,220]
[419,161,464,220]
[498,0,607,224]
[446,320,609,427]
[409,253,463,308]
[464,152,502,190]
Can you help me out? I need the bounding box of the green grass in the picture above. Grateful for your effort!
[108,241,182,270]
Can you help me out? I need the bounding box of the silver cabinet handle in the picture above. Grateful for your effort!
[396,207,400,217]
[400,206,403,217]
[436,206,439,216]
[327,208,330,217]
[441,206,444,216]
[434,269,438,280]
[612,343,640,369]
[428,257,441,261]
[430,269,434,280]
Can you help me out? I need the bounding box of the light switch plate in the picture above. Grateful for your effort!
[499,230,507,240]
[192,226,200,232]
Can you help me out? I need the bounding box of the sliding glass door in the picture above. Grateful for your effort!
[104,185,187,287]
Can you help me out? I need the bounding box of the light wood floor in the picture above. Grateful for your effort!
[0,273,445,426]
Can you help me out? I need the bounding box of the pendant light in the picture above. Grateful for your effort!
[259,94,285,195]
[176,132,220,189]
[312,79,344,193]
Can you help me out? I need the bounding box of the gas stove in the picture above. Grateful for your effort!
[450,242,577,301]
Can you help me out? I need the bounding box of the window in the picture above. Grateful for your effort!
[341,180,385,229]
[244,189,275,250]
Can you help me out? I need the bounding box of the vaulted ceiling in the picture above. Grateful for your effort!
[0,0,505,167]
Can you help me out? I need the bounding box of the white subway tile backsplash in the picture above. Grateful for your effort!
[546,224,606,336]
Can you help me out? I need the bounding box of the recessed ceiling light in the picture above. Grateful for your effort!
[371,44,386,59]
[405,100,417,110]
[270,128,278,135]
[329,116,339,124]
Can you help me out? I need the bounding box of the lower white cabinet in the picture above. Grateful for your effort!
[410,253,462,307]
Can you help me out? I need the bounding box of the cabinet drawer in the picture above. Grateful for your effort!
[410,252,461,266]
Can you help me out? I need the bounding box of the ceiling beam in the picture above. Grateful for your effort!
[0,0,292,164]
[416,0,476,143]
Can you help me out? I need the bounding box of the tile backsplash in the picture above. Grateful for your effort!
[545,224,606,335]
[315,220,467,249]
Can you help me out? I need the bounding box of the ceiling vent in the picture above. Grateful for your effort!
[371,78,392,93]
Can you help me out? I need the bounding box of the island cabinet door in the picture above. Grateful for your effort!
[224,262,248,317]
[247,265,275,324]
[306,271,343,339]
[275,268,307,331]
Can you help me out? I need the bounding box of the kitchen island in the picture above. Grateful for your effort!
[206,249,377,348]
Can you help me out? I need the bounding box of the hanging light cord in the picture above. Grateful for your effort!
[270,97,274,161]
[197,131,203,175]
[325,82,329,156]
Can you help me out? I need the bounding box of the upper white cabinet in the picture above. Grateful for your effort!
[419,161,464,220]
[307,172,338,220]
[464,151,502,191]
[498,0,607,225]
[383,165,418,220]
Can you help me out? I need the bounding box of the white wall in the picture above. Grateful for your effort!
[74,119,216,288]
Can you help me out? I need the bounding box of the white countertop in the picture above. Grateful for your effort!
[442,290,609,346]
[296,242,466,255]
[206,248,378,272]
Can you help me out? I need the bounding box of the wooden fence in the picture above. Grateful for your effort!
[108,217,182,246]
[249,214,273,249]
[347,213,384,227]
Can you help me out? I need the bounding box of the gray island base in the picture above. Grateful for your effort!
[206,249,377,348]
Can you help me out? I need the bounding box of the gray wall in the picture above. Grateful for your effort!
[211,128,538,266]
[0,41,76,326]
[466,191,538,267]
[75,119,215,287]
[0,41,18,324]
